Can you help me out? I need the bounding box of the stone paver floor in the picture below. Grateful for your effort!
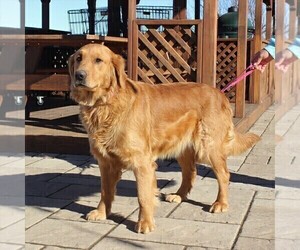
[22,108,277,250]
[3,106,291,249]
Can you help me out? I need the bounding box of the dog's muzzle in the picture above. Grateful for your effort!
[74,70,87,87]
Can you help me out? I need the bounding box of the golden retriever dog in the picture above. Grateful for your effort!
[68,43,260,234]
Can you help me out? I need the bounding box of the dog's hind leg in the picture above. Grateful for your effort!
[86,158,122,221]
[208,152,230,213]
[165,147,196,203]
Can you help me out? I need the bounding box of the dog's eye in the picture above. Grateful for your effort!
[76,56,82,62]
[95,58,102,63]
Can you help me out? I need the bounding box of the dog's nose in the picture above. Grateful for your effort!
[75,70,87,82]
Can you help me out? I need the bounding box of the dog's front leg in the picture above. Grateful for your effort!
[133,163,157,234]
[87,160,121,221]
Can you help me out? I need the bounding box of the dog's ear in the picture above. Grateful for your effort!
[112,54,127,89]
[68,53,75,81]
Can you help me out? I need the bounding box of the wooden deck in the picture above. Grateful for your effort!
[25,100,267,155]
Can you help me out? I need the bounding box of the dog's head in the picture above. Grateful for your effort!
[68,43,127,106]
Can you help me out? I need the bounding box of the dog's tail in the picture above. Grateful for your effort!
[229,130,260,156]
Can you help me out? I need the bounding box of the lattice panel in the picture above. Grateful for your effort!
[216,41,238,100]
[136,24,198,84]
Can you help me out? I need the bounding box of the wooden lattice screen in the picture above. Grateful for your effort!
[131,20,202,84]
[216,39,238,100]
[217,39,253,101]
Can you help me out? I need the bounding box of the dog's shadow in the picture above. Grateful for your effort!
[23,157,275,232]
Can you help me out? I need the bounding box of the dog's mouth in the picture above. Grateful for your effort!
[72,82,98,91]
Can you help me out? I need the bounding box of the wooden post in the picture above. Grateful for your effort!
[195,0,201,82]
[19,0,25,30]
[235,0,248,118]
[127,0,136,78]
[196,21,203,82]
[41,0,50,30]
[108,1,121,36]
[275,0,285,105]
[195,0,200,19]
[202,0,218,87]
[289,0,297,40]
[173,0,187,19]
[250,0,262,104]
[87,0,96,35]
[265,1,273,39]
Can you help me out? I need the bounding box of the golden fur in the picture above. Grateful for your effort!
[68,43,260,234]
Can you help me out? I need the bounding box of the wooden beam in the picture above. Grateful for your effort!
[25,74,70,91]
[202,0,218,87]
[196,21,203,82]
[41,0,50,30]
[250,0,262,104]
[131,21,138,80]
[235,0,248,118]
[289,1,297,40]
[265,2,273,39]
[19,0,25,30]
[195,0,200,19]
[127,0,136,78]
[275,0,285,105]
[108,0,121,36]
[87,0,96,35]
[173,0,187,19]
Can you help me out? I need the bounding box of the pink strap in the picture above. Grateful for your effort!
[221,64,255,93]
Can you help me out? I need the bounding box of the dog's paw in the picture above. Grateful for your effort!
[86,209,107,221]
[165,193,185,203]
[135,219,155,234]
[209,202,228,213]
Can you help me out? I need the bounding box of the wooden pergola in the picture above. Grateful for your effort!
[8,0,297,154]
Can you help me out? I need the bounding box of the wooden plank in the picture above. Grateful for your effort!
[217,38,239,42]
[41,0,50,30]
[0,46,23,73]
[250,0,263,104]
[217,70,237,88]
[25,35,128,46]
[107,0,120,36]
[289,1,297,40]
[137,67,154,84]
[265,5,273,39]
[138,31,185,82]
[216,43,237,63]
[235,95,273,133]
[138,50,169,83]
[195,0,200,19]
[127,0,136,79]
[20,0,25,29]
[235,0,248,118]
[0,75,24,91]
[135,20,202,26]
[165,28,192,55]
[131,21,139,81]
[173,0,187,19]
[26,47,43,74]
[216,60,237,80]
[202,0,218,86]
[275,0,285,105]
[275,93,300,122]
[25,74,70,91]
[196,22,202,83]
[148,29,191,73]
